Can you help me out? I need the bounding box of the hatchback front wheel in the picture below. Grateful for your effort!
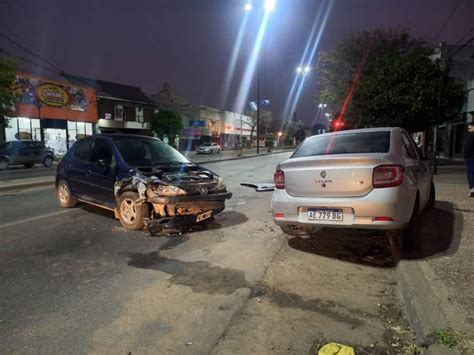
[117,191,149,230]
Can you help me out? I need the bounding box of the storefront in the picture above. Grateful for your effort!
[3,73,98,155]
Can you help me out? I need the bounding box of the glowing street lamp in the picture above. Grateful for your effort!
[318,103,327,108]
[296,66,311,74]
[264,0,276,11]
[244,2,252,11]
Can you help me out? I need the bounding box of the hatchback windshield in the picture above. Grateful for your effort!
[292,131,391,158]
[113,137,190,166]
[201,143,212,147]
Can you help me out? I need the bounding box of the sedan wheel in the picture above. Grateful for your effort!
[118,191,149,230]
[0,158,9,170]
[57,180,77,208]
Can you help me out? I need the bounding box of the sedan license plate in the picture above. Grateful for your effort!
[308,208,343,221]
[196,210,212,222]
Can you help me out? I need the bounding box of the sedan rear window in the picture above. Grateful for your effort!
[292,131,391,158]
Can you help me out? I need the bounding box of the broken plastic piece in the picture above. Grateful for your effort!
[240,182,275,192]
[318,343,355,355]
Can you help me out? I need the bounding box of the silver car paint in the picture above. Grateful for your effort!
[271,127,432,231]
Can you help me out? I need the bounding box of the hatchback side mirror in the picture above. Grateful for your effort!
[96,158,110,167]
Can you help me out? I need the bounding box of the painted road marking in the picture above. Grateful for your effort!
[0,209,76,230]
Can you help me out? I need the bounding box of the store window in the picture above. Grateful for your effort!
[68,121,93,148]
[4,117,41,142]
[5,117,18,142]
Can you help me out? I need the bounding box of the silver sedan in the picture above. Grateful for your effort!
[271,127,435,249]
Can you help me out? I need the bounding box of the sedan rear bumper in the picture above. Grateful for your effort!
[271,187,415,231]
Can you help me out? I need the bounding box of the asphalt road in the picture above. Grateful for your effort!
[0,153,415,354]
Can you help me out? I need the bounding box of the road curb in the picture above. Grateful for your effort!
[396,261,464,354]
[0,177,55,193]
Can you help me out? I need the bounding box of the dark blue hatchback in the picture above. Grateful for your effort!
[56,134,232,235]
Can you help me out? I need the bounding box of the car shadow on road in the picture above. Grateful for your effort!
[407,200,461,260]
[287,201,460,268]
[288,229,397,268]
[78,203,248,237]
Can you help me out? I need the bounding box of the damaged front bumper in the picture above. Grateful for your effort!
[146,192,232,235]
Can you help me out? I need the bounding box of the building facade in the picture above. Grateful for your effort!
[152,82,253,150]
[432,44,474,159]
[64,74,157,136]
[2,72,98,155]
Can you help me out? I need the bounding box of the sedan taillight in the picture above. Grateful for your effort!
[274,170,285,189]
[373,165,405,188]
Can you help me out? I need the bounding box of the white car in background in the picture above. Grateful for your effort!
[197,142,221,154]
[271,127,435,250]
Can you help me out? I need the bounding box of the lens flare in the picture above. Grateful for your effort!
[220,12,250,107]
[234,10,272,113]
[287,0,334,122]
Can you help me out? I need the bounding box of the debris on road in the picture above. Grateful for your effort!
[318,342,355,355]
[240,182,275,191]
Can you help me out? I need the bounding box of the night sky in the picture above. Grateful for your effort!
[1,0,473,127]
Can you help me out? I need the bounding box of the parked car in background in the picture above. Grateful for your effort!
[271,127,435,250]
[0,140,54,170]
[196,142,221,154]
[56,135,232,235]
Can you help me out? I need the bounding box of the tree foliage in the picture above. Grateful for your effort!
[151,109,183,145]
[242,109,273,140]
[317,28,465,132]
[0,57,17,129]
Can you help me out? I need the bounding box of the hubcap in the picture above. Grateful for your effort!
[58,184,69,203]
[0,160,8,170]
[45,157,52,166]
[120,198,137,224]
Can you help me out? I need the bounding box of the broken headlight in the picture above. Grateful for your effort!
[152,184,187,196]
[216,177,227,191]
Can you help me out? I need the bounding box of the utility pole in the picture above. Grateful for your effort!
[256,4,261,155]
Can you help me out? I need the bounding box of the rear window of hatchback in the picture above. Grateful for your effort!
[292,131,391,158]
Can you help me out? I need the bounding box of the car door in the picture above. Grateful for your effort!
[16,141,32,164]
[406,133,431,207]
[67,138,93,198]
[87,138,117,208]
[400,132,430,207]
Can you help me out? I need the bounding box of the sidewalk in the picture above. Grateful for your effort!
[0,149,293,193]
[397,165,474,354]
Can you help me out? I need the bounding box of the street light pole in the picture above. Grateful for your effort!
[256,4,261,155]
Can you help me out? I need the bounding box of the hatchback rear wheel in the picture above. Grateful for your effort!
[117,191,149,230]
[57,180,77,208]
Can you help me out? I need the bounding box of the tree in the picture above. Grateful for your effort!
[242,109,273,142]
[0,57,17,129]
[151,109,183,146]
[317,28,464,133]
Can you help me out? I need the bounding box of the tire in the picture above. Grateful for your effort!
[393,198,421,252]
[57,180,77,208]
[426,181,435,210]
[0,158,9,170]
[43,155,53,168]
[117,191,149,230]
[217,148,221,154]
[24,163,34,168]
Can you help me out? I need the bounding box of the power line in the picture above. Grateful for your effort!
[0,32,67,74]
[0,48,60,74]
[435,0,465,41]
